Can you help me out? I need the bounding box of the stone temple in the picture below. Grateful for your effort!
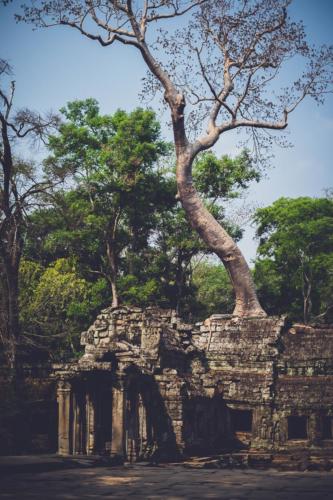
[52,306,333,469]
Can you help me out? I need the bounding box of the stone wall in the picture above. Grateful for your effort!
[52,306,333,467]
[273,323,333,455]
[3,306,331,467]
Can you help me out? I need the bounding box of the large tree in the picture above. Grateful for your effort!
[0,59,58,370]
[151,150,259,314]
[41,100,173,307]
[254,197,333,323]
[16,0,333,316]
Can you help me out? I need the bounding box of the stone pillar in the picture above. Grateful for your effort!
[57,380,72,455]
[308,413,319,446]
[111,378,126,458]
[72,390,84,455]
[86,386,96,455]
[155,372,185,458]
[138,394,147,458]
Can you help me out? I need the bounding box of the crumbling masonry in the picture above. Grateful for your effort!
[54,307,333,468]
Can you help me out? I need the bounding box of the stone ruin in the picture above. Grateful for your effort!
[53,306,333,468]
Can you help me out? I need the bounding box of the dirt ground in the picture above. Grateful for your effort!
[1,462,333,500]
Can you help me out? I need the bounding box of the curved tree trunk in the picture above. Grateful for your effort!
[112,16,268,318]
[174,137,266,318]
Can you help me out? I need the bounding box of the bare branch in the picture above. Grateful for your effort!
[222,116,288,133]
[195,47,235,120]
[146,0,207,23]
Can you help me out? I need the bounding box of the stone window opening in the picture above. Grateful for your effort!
[287,416,308,440]
[230,409,253,433]
[322,416,333,440]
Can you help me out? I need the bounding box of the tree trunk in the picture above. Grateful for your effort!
[175,251,184,315]
[128,225,138,276]
[110,279,119,309]
[2,261,20,372]
[160,87,267,318]
[106,239,119,308]
[175,152,266,318]
[136,39,266,318]
[303,277,312,324]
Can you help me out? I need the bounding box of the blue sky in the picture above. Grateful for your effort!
[1,0,332,262]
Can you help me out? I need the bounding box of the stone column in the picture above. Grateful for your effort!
[72,390,84,455]
[86,386,96,455]
[308,413,319,446]
[111,378,126,458]
[138,394,147,458]
[57,380,72,455]
[165,375,185,455]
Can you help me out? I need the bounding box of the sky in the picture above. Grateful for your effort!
[1,0,332,263]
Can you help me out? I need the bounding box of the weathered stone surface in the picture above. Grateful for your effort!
[49,306,333,468]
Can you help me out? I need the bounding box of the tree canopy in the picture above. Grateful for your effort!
[254,196,333,323]
[25,100,259,325]
[42,100,174,307]
[15,0,333,317]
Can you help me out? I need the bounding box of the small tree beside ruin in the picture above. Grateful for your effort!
[16,0,333,317]
[0,59,59,370]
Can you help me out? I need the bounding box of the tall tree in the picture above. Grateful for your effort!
[40,100,173,307]
[152,150,258,314]
[254,197,333,323]
[17,0,333,317]
[25,149,257,317]
[0,59,58,370]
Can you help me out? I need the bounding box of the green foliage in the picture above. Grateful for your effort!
[46,99,169,184]
[192,262,235,320]
[252,258,284,315]
[146,202,240,315]
[18,260,44,315]
[19,258,109,359]
[253,197,333,322]
[118,275,160,307]
[28,100,175,308]
[18,100,266,360]
[193,150,261,200]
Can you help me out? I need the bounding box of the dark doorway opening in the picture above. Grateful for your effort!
[288,416,308,440]
[322,416,333,439]
[230,409,253,433]
[96,386,113,454]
